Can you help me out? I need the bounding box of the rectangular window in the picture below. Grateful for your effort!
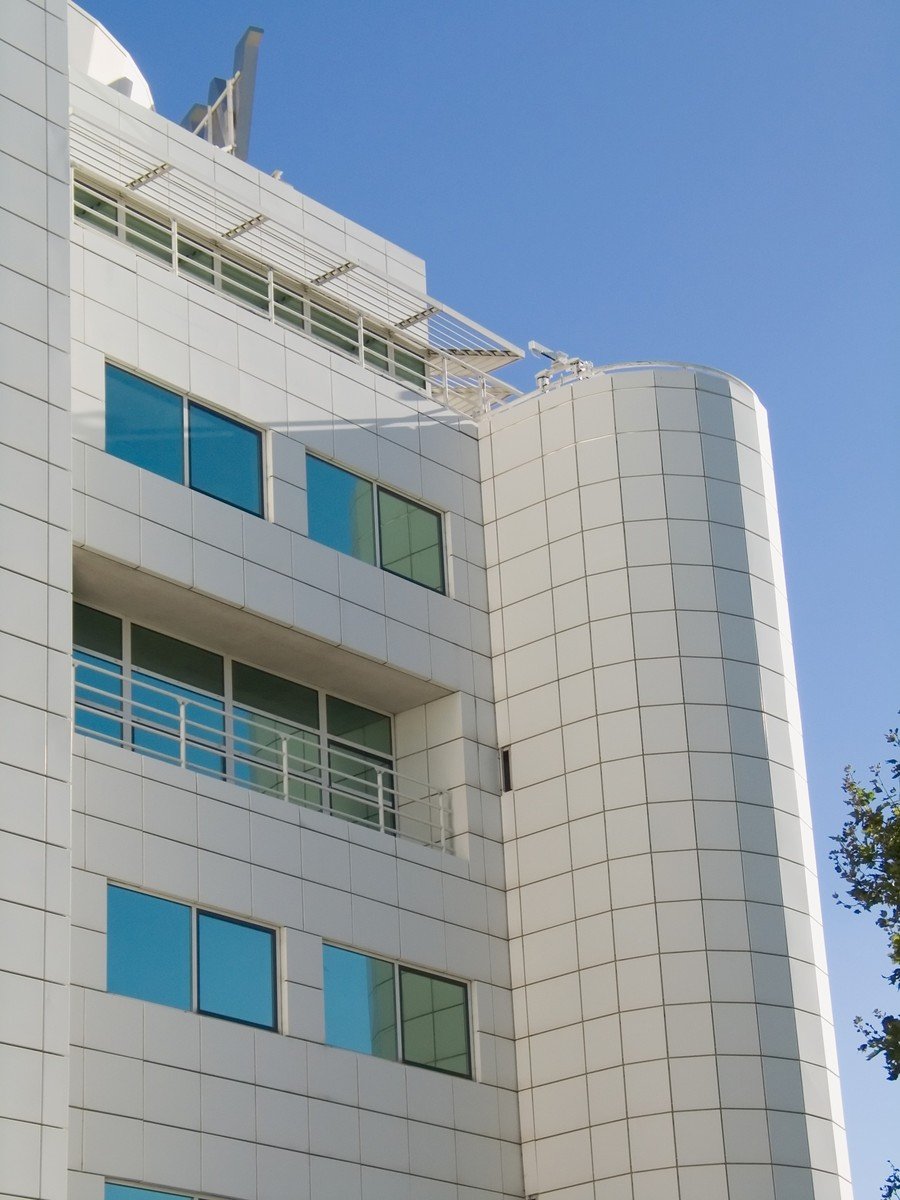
[105,1187,191,1200]
[74,607,404,840]
[107,885,277,1030]
[306,455,445,593]
[73,602,123,744]
[75,179,432,397]
[105,364,264,516]
[323,945,471,1078]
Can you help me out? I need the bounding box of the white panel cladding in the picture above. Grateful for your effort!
[69,733,522,1199]
[0,3,72,1199]
[484,366,852,1200]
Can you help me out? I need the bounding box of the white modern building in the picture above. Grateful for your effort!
[0,3,854,1199]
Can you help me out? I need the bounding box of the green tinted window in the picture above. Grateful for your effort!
[378,489,444,592]
[400,968,470,1076]
[125,210,172,262]
[326,696,391,756]
[178,238,215,285]
[74,184,116,233]
[233,662,319,727]
[131,625,224,695]
[73,603,122,659]
[221,259,269,311]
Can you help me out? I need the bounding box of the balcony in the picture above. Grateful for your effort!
[73,654,450,851]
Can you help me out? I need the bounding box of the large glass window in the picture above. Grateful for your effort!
[306,455,445,593]
[188,402,263,515]
[306,456,376,564]
[105,365,263,516]
[197,912,276,1028]
[322,945,397,1060]
[105,365,183,484]
[107,885,277,1030]
[400,967,470,1075]
[107,886,191,1010]
[74,607,400,837]
[130,625,225,778]
[73,602,123,744]
[105,1187,191,1200]
[323,945,471,1077]
[378,488,444,592]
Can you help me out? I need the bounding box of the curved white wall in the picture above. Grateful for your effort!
[68,2,153,108]
[483,365,852,1200]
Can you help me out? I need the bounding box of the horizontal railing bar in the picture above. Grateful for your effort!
[72,176,518,414]
[73,656,449,844]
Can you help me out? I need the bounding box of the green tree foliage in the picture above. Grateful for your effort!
[882,1162,900,1200]
[830,726,900,1082]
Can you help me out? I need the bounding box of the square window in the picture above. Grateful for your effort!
[400,967,470,1077]
[378,488,444,592]
[106,364,184,484]
[197,911,277,1028]
[323,945,397,1060]
[188,402,263,515]
[107,886,191,1010]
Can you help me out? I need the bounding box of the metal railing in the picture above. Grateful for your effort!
[73,177,519,415]
[73,655,450,850]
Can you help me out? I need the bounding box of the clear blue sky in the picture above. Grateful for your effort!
[83,0,899,1190]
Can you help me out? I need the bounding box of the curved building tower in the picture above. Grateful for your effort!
[483,364,852,1200]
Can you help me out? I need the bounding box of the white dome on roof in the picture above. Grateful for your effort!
[68,2,154,109]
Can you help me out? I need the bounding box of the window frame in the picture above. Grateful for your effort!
[74,605,399,832]
[106,883,279,1031]
[322,942,473,1079]
[74,175,431,399]
[306,453,447,594]
[104,361,267,518]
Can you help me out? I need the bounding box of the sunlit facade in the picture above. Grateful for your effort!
[0,2,854,1198]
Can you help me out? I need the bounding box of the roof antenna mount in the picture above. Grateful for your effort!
[181,26,263,162]
[528,339,596,392]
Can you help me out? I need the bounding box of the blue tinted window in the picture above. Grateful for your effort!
[306,456,376,564]
[197,912,276,1028]
[105,1187,190,1200]
[74,650,123,745]
[106,365,184,483]
[188,402,263,515]
[107,886,191,1010]
[131,671,226,779]
[323,945,397,1060]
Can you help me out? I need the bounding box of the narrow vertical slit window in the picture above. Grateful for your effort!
[500,747,513,792]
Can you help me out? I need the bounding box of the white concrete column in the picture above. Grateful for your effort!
[0,3,72,1198]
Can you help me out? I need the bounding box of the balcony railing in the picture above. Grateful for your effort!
[73,177,521,416]
[73,655,450,850]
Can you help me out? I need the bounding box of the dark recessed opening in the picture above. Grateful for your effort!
[500,746,512,792]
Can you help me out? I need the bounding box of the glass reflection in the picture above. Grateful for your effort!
[400,968,470,1076]
[197,911,276,1028]
[106,364,184,484]
[188,402,263,515]
[107,886,191,1010]
[323,945,397,1060]
[306,456,376,564]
